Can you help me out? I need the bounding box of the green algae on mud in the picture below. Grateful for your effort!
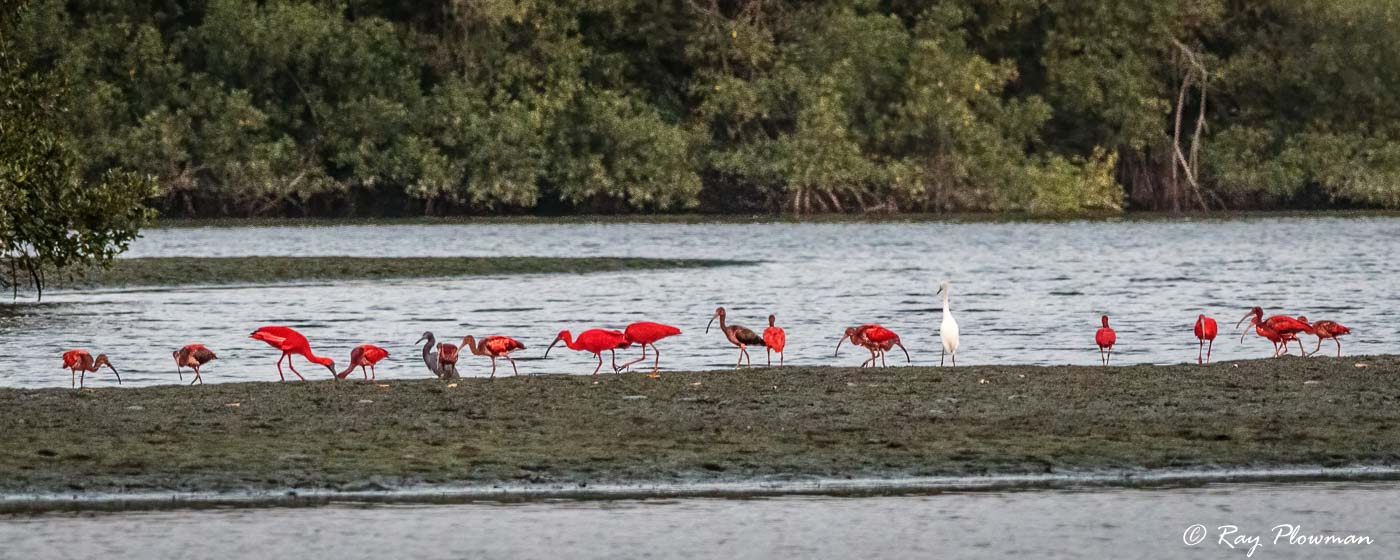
[46,256,739,289]
[1,356,1398,499]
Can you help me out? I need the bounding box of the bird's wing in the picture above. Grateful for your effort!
[192,346,217,362]
[733,326,765,346]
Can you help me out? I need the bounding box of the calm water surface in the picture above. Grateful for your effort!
[2,481,1396,559]
[2,217,1397,387]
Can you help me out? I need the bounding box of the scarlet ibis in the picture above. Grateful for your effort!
[1193,314,1217,365]
[415,332,457,379]
[936,281,960,366]
[617,322,682,377]
[763,314,786,366]
[437,341,461,378]
[1304,319,1352,357]
[1095,315,1116,366]
[62,350,120,388]
[545,329,631,375]
[249,326,335,381]
[460,335,526,378]
[173,344,216,385]
[706,307,765,368]
[337,344,389,381]
[1236,308,1311,357]
[835,324,909,367]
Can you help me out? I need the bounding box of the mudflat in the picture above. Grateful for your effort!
[1,355,1396,496]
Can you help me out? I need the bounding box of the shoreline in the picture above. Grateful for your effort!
[42,256,739,290]
[146,209,1400,228]
[5,465,1400,514]
[2,356,1397,511]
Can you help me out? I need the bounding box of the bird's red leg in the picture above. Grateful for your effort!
[489,357,497,379]
[618,345,649,372]
[370,364,377,381]
[506,355,519,376]
[70,368,75,389]
[1198,340,1203,364]
[744,346,752,366]
[276,354,286,381]
[80,369,86,388]
[1335,338,1342,357]
[1206,340,1213,364]
[779,351,783,366]
[286,355,306,381]
[649,344,661,378]
[735,345,745,368]
[592,353,604,376]
[610,349,620,373]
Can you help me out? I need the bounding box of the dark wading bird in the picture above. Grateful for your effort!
[416,332,458,380]
[1095,315,1117,366]
[1237,307,1311,357]
[1193,314,1218,365]
[707,307,765,368]
[62,349,120,388]
[173,343,216,384]
[1304,319,1352,357]
[545,329,631,375]
[835,324,910,368]
[337,344,389,381]
[460,335,526,378]
[617,321,682,377]
[250,326,336,381]
[763,314,787,366]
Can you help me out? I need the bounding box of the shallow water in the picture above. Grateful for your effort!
[2,216,1397,387]
[2,481,1396,559]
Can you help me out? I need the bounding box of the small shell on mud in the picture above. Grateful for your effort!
[446,383,458,389]
[225,402,240,408]
[357,399,374,404]
[1355,363,1369,368]
[978,379,989,384]
[376,384,390,388]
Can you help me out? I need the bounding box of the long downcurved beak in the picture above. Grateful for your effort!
[705,314,718,334]
[544,337,562,358]
[1235,310,1255,330]
[895,340,911,363]
[415,335,428,345]
[107,364,121,384]
[834,334,849,357]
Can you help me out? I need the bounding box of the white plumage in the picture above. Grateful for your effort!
[937,281,960,366]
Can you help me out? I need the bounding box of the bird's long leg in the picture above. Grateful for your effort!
[745,346,752,366]
[952,354,956,367]
[941,348,946,367]
[1335,338,1343,357]
[735,346,745,368]
[371,364,377,381]
[610,349,621,373]
[649,344,662,378]
[618,345,649,372]
[506,355,519,376]
[276,354,287,381]
[489,357,497,379]
[286,357,307,381]
[1107,349,1112,366]
[177,366,183,381]
[71,369,75,388]
[592,353,604,376]
[779,351,783,366]
[1206,340,1212,364]
[1099,347,1105,366]
[1198,340,1204,364]
[1310,337,1323,357]
[880,349,887,368]
[80,369,86,388]
[767,348,772,367]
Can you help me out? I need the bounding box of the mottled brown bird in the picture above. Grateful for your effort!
[707,307,765,368]
[173,343,217,385]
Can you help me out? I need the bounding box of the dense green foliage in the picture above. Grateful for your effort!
[1,2,156,297]
[9,0,1400,216]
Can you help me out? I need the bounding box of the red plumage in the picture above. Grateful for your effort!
[338,344,389,380]
[1194,315,1217,341]
[250,325,336,381]
[1095,315,1116,366]
[618,321,682,377]
[460,335,526,378]
[546,329,632,375]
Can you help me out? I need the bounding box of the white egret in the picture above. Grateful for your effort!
[936,281,960,366]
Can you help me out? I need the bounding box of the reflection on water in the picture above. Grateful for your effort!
[2,481,1397,559]
[2,217,1398,387]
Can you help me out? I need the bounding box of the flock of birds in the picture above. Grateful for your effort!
[58,282,1354,388]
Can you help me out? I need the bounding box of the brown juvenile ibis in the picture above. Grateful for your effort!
[706,307,765,368]
[461,335,526,378]
[173,343,217,385]
[62,350,120,388]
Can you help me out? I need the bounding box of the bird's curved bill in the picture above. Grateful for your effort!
[544,338,562,358]
[834,334,849,357]
[1235,310,1256,330]
[108,365,121,384]
[415,335,428,345]
[705,314,718,334]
